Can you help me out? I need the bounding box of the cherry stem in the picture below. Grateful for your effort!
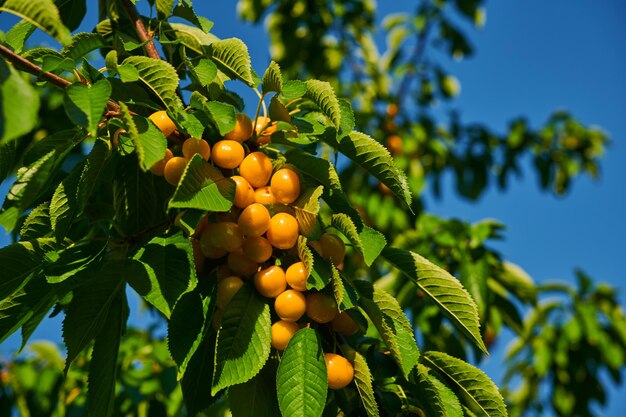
[119,0,161,61]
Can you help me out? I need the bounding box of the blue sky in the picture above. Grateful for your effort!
[1,1,625,415]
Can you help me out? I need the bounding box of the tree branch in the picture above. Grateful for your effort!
[0,44,121,112]
[119,0,161,60]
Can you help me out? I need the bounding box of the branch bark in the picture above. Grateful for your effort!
[0,44,120,113]
[119,0,161,60]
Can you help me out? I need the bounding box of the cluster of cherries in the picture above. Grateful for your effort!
[146,110,357,390]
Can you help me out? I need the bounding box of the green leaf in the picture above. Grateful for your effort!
[304,80,341,128]
[331,132,412,208]
[161,22,218,54]
[122,56,182,108]
[117,64,139,83]
[344,347,379,417]
[119,102,168,171]
[64,79,112,136]
[207,38,255,86]
[189,92,237,135]
[62,260,126,371]
[212,284,271,395]
[113,155,160,236]
[20,202,51,240]
[187,57,217,87]
[382,247,488,354]
[55,0,86,32]
[309,250,333,290]
[87,289,127,417]
[62,32,107,61]
[281,80,307,100]
[181,332,218,415]
[43,241,105,284]
[169,154,235,212]
[0,59,40,143]
[356,282,420,378]
[156,0,176,18]
[172,2,213,32]
[50,162,82,242]
[130,232,198,318]
[412,364,452,417]
[0,0,70,44]
[331,213,386,266]
[0,241,43,301]
[497,261,537,304]
[293,186,323,239]
[276,328,327,417]
[421,351,507,417]
[261,60,282,95]
[230,359,281,417]
[168,290,211,378]
[5,20,35,53]
[338,98,355,137]
[0,138,17,182]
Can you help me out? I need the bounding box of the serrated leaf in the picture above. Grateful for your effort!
[156,0,175,18]
[117,64,139,82]
[344,348,379,417]
[43,241,105,284]
[212,284,271,395]
[0,0,70,44]
[104,50,118,75]
[119,102,168,171]
[50,162,82,242]
[62,32,106,61]
[276,328,327,417]
[304,80,341,128]
[0,60,40,144]
[129,232,197,318]
[20,203,51,240]
[412,364,451,417]
[262,61,282,94]
[421,351,507,417]
[5,20,35,53]
[331,213,386,266]
[309,250,333,290]
[181,331,218,415]
[498,261,537,304]
[87,289,127,417]
[62,260,126,371]
[331,264,345,311]
[162,22,218,54]
[168,290,211,378]
[286,150,360,223]
[0,241,43,301]
[188,57,218,87]
[382,247,488,354]
[169,154,235,212]
[55,0,86,32]
[122,56,182,108]
[356,281,420,378]
[207,38,255,86]
[0,138,17,182]
[297,235,314,281]
[64,79,112,136]
[281,80,307,100]
[230,359,281,417]
[338,98,355,137]
[329,131,412,208]
[172,2,213,32]
[293,186,323,239]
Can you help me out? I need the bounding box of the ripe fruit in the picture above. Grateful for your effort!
[319,233,346,266]
[227,249,258,277]
[254,186,276,205]
[239,152,273,188]
[386,102,399,117]
[274,289,306,322]
[331,311,358,335]
[182,137,211,160]
[242,236,273,263]
[271,320,300,351]
[255,116,277,145]
[164,156,188,186]
[306,292,338,323]
[270,168,301,204]
[224,113,253,142]
[216,276,244,309]
[324,353,354,389]
[238,203,271,237]
[150,148,174,176]
[149,110,176,136]
[385,135,403,156]
[231,176,255,209]
[212,140,245,169]
[285,262,307,291]
[254,265,287,298]
[210,222,244,252]
[309,240,323,256]
[199,226,227,259]
[266,213,299,249]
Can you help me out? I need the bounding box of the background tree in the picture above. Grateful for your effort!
[0,1,624,417]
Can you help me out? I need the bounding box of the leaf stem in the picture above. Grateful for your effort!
[119,0,161,61]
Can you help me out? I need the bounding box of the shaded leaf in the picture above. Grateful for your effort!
[0,0,70,44]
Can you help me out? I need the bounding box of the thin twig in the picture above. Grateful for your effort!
[0,44,120,112]
[119,0,161,60]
